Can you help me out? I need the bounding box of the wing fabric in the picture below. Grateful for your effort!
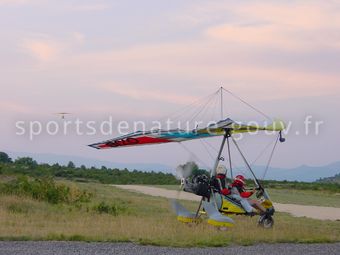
[88,129,221,149]
[88,118,285,149]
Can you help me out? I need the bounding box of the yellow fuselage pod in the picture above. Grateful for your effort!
[207,218,234,228]
[176,215,202,224]
[219,196,246,214]
[261,199,273,209]
[219,196,274,214]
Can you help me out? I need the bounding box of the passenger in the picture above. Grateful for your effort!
[231,175,267,215]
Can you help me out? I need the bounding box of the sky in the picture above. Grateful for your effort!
[0,0,340,171]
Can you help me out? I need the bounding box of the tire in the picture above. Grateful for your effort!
[258,215,274,228]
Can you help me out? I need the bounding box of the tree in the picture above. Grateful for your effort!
[176,161,200,178]
[67,161,75,169]
[192,168,210,177]
[0,152,12,163]
[52,163,61,169]
[14,157,38,168]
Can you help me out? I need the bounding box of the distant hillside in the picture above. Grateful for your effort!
[0,154,178,185]
[317,173,340,184]
[252,161,340,182]
[5,151,340,182]
[7,151,173,173]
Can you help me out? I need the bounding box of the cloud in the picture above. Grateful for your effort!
[19,33,86,62]
[8,1,340,111]
[101,83,197,105]
[0,101,33,114]
[0,0,42,6]
[69,3,110,12]
[0,0,28,5]
[20,38,63,62]
[231,2,336,29]
[58,38,340,101]
[181,1,340,50]
[206,24,293,48]
[72,32,85,44]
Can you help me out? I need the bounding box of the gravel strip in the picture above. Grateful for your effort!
[0,241,339,255]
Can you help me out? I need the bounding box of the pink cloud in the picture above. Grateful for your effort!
[0,101,33,114]
[181,1,340,50]
[57,40,340,101]
[234,3,338,29]
[20,38,63,62]
[205,24,294,48]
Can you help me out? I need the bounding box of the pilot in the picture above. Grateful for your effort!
[215,164,230,196]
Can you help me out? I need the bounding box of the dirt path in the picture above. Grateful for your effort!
[113,185,340,221]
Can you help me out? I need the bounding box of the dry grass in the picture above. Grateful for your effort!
[0,182,339,247]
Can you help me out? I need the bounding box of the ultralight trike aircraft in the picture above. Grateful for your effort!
[89,87,286,229]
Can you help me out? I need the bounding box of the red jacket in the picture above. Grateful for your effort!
[216,176,254,198]
[220,187,253,197]
[231,181,254,198]
[239,191,254,198]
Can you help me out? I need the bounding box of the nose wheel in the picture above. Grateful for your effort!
[258,214,274,228]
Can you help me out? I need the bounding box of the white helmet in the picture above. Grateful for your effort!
[216,164,227,175]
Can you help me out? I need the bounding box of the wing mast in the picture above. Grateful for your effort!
[211,133,228,177]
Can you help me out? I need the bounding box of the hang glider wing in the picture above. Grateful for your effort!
[88,129,219,149]
[209,119,286,134]
[88,118,285,149]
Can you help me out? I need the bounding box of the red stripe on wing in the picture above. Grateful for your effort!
[97,136,171,148]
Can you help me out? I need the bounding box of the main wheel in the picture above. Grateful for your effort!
[258,215,274,228]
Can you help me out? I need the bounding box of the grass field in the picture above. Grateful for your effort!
[268,189,340,207]
[152,185,340,208]
[0,181,339,247]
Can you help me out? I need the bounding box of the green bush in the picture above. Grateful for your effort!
[92,201,127,216]
[0,176,92,204]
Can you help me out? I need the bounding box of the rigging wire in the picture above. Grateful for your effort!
[220,86,223,119]
[189,92,217,126]
[158,87,280,181]
[261,133,280,180]
[168,94,215,129]
[199,139,215,162]
[212,91,220,121]
[231,137,261,187]
[202,138,219,153]
[200,92,219,123]
[178,142,211,171]
[202,138,242,174]
[188,90,219,124]
[250,135,277,166]
[222,87,272,121]
[165,98,208,124]
[158,89,220,124]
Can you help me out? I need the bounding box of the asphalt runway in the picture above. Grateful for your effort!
[0,242,339,255]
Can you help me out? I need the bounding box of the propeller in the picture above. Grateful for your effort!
[175,161,197,180]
